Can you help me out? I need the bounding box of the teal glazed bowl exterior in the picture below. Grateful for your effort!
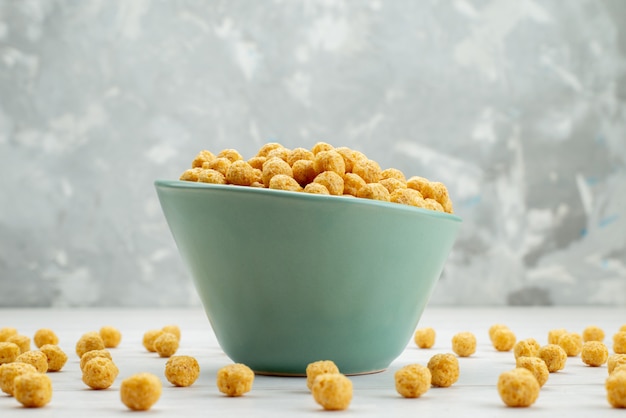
[155,180,461,376]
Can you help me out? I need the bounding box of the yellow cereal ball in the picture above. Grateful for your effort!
[343,172,366,196]
[226,160,262,186]
[0,327,18,342]
[217,148,243,163]
[142,329,164,353]
[266,147,291,162]
[516,356,549,387]
[120,373,162,411]
[313,150,346,176]
[99,326,122,348]
[306,360,340,390]
[497,368,540,407]
[606,370,626,408]
[161,325,180,341]
[197,168,227,184]
[165,356,200,387]
[7,334,31,354]
[356,183,391,201]
[311,373,352,411]
[292,159,317,186]
[353,159,382,184]
[558,332,583,357]
[394,364,431,398]
[381,168,406,182]
[304,182,330,195]
[613,332,626,354]
[207,157,232,176]
[287,147,314,166]
[180,167,203,181]
[583,325,605,342]
[608,354,626,375]
[421,181,449,205]
[492,328,517,352]
[262,157,293,188]
[247,156,266,171]
[16,351,48,373]
[489,324,509,342]
[75,332,105,358]
[0,342,20,364]
[14,372,52,408]
[269,174,303,192]
[335,147,360,173]
[390,188,424,207]
[217,363,254,397]
[548,328,568,345]
[538,344,567,372]
[423,198,444,212]
[514,338,540,359]
[452,332,477,357]
[256,142,285,158]
[154,332,179,358]
[620,325,626,332]
[406,176,429,194]
[82,357,119,390]
[313,171,344,196]
[33,329,58,348]
[0,362,38,396]
[414,327,436,349]
[191,150,215,168]
[39,344,68,372]
[380,178,407,194]
[427,353,459,388]
[581,341,609,367]
[311,141,334,155]
[80,349,112,371]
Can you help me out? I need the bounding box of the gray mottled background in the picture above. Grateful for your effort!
[1,0,625,307]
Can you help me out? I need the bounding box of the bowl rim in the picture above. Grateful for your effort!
[155,179,462,223]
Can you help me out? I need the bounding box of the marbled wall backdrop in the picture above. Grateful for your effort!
[1,0,625,307]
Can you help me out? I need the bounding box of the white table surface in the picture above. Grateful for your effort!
[1,307,625,417]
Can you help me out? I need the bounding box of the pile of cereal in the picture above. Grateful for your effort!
[179,142,454,213]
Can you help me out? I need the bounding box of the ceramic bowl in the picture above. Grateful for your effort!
[155,180,461,375]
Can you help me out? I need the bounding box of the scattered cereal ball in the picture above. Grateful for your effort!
[142,329,164,353]
[606,370,626,408]
[492,328,516,352]
[99,326,122,348]
[7,334,31,354]
[82,357,118,390]
[427,353,459,388]
[414,327,436,349]
[120,373,162,411]
[452,332,477,357]
[0,362,38,396]
[356,183,390,201]
[154,332,179,358]
[0,327,18,342]
[180,167,203,181]
[0,342,20,364]
[165,356,200,387]
[497,368,540,407]
[217,363,254,397]
[489,324,509,342]
[39,345,68,372]
[343,172,366,196]
[514,338,540,359]
[191,150,215,168]
[33,329,58,348]
[394,364,431,398]
[247,156,266,171]
[538,344,567,372]
[581,341,609,367]
[558,332,583,357]
[217,148,243,163]
[14,372,52,408]
[613,332,626,354]
[80,349,112,372]
[304,182,330,194]
[16,351,48,373]
[256,142,285,158]
[292,159,317,186]
[381,168,406,182]
[311,373,352,411]
[313,150,346,176]
[380,178,407,194]
[583,325,605,342]
[287,147,314,166]
[516,356,549,387]
[609,354,626,375]
[306,360,340,390]
[548,328,568,345]
[352,159,382,184]
[311,141,334,155]
[75,332,105,358]
[207,157,232,176]
[262,157,293,188]
[313,171,344,196]
[162,325,181,341]
[226,160,262,186]
[269,174,303,192]
[198,168,227,184]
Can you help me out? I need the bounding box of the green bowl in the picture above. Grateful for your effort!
[155,180,461,375]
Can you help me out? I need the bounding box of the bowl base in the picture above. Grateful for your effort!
[253,368,387,377]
